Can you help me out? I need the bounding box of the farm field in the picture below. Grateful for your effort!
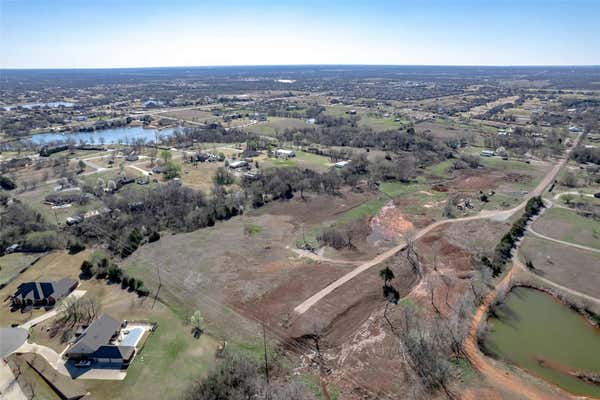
[243,116,316,136]
[519,235,600,299]
[159,108,220,124]
[532,207,600,250]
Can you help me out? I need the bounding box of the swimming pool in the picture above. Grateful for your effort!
[120,327,144,347]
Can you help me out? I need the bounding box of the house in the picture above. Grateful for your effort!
[480,150,495,157]
[125,152,139,162]
[275,149,295,158]
[66,215,84,226]
[66,314,135,365]
[335,160,351,168]
[11,278,78,308]
[229,160,248,169]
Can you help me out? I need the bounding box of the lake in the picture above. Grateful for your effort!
[485,286,600,397]
[29,126,180,145]
[2,101,75,110]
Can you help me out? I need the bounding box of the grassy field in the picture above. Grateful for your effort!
[0,253,40,285]
[0,249,221,400]
[243,117,315,136]
[519,235,600,299]
[532,207,600,250]
[261,150,331,171]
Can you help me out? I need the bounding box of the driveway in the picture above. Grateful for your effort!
[18,289,86,330]
[0,328,28,358]
[0,360,27,400]
[16,342,126,380]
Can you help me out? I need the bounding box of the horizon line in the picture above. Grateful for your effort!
[2,63,600,71]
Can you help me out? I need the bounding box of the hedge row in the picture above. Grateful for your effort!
[485,196,545,276]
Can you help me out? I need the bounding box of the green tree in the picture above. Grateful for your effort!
[162,161,181,180]
[190,310,204,338]
[160,149,172,163]
[80,260,94,276]
[379,267,395,286]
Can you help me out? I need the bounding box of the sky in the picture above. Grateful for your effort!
[1,0,599,69]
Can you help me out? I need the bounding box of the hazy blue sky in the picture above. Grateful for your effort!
[1,0,599,68]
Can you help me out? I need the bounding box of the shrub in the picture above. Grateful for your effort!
[128,277,136,289]
[68,241,86,254]
[213,167,235,185]
[121,274,130,289]
[0,176,17,191]
[80,260,94,276]
[107,264,123,282]
[148,231,160,242]
[22,231,60,252]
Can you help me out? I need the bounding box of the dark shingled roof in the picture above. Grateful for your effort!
[13,278,78,302]
[68,314,120,356]
[92,345,135,361]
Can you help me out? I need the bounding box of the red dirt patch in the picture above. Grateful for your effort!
[370,201,415,240]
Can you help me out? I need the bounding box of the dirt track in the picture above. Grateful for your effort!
[462,265,568,400]
[293,133,581,316]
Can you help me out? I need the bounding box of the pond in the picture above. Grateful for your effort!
[2,101,75,110]
[29,126,180,145]
[485,286,600,398]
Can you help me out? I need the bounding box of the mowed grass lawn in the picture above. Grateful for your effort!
[262,150,331,171]
[86,305,220,400]
[532,207,600,250]
[0,250,220,400]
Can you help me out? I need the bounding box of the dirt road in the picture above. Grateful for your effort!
[528,226,600,254]
[514,257,600,306]
[462,264,569,400]
[293,133,581,315]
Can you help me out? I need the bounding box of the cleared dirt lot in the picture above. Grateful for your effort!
[519,235,600,299]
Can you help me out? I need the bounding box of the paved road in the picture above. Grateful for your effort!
[293,133,582,315]
[528,226,600,254]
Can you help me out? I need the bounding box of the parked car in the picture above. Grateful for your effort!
[594,192,600,199]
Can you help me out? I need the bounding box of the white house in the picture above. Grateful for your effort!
[335,160,351,168]
[275,149,295,158]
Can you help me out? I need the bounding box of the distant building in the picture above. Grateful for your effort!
[480,150,495,157]
[306,118,316,124]
[569,126,582,133]
[335,160,351,168]
[275,149,295,158]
